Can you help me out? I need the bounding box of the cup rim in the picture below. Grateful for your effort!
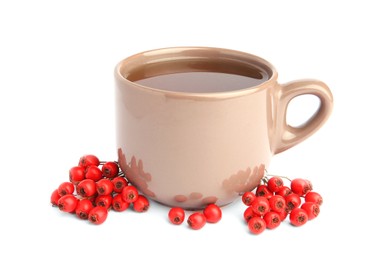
[115,46,278,98]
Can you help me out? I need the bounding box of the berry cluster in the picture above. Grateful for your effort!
[50,154,149,225]
[168,204,222,230]
[242,175,323,234]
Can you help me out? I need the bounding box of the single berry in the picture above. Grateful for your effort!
[285,193,302,211]
[121,185,139,203]
[79,154,100,168]
[301,202,320,220]
[88,206,108,225]
[112,194,130,212]
[276,186,292,197]
[243,206,255,223]
[255,184,273,199]
[96,179,114,196]
[290,208,308,226]
[264,211,281,229]
[291,178,312,197]
[242,191,256,206]
[51,189,61,206]
[187,212,206,230]
[75,199,94,220]
[168,207,185,225]
[247,217,266,235]
[101,161,119,179]
[203,204,222,223]
[305,191,323,206]
[132,195,150,212]
[85,166,103,182]
[267,176,284,192]
[269,195,286,213]
[251,196,270,216]
[58,194,78,213]
[77,179,97,198]
[95,194,113,209]
[112,176,128,193]
[57,181,75,196]
[69,166,86,184]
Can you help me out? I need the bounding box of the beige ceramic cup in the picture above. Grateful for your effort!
[114,47,333,209]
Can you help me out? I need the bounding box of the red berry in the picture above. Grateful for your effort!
[77,179,97,198]
[242,191,256,206]
[251,196,270,216]
[301,202,320,220]
[276,186,292,197]
[269,195,286,213]
[69,166,86,184]
[285,193,302,211]
[112,176,128,193]
[112,194,130,212]
[276,206,290,221]
[75,199,94,220]
[264,211,281,229]
[255,184,273,199]
[291,178,312,197]
[95,194,113,209]
[85,166,103,182]
[88,206,108,225]
[51,189,61,206]
[121,185,139,203]
[58,194,78,213]
[168,207,185,225]
[267,176,284,192]
[305,191,323,206]
[243,206,255,223]
[101,161,119,179]
[96,179,114,196]
[79,154,100,168]
[187,212,206,230]
[132,195,150,212]
[57,181,75,196]
[247,217,266,234]
[290,208,308,226]
[203,204,222,223]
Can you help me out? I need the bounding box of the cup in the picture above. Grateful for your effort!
[114,46,333,209]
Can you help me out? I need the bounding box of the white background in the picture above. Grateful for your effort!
[1,0,375,259]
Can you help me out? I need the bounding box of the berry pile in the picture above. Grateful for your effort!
[168,203,222,230]
[242,175,323,234]
[50,154,149,225]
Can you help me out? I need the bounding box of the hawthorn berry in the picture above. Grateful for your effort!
[96,179,114,196]
[242,191,256,206]
[267,176,284,192]
[203,204,222,223]
[291,178,312,197]
[69,166,86,184]
[275,186,292,197]
[75,199,94,220]
[264,211,281,229]
[168,207,185,225]
[269,195,286,213]
[243,206,255,223]
[51,189,61,206]
[77,179,97,198]
[290,208,308,226]
[301,202,320,220]
[247,217,266,235]
[88,206,108,225]
[255,184,273,199]
[85,166,103,182]
[112,176,128,193]
[285,193,301,211]
[251,196,270,216]
[112,194,130,212]
[133,195,150,212]
[58,194,78,213]
[58,182,75,196]
[79,154,100,168]
[187,212,206,230]
[121,185,139,203]
[305,191,323,206]
[101,161,119,179]
[95,194,113,209]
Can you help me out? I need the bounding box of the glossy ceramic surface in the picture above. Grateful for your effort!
[114,47,333,209]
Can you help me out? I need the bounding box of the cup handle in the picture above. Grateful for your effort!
[272,79,333,154]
